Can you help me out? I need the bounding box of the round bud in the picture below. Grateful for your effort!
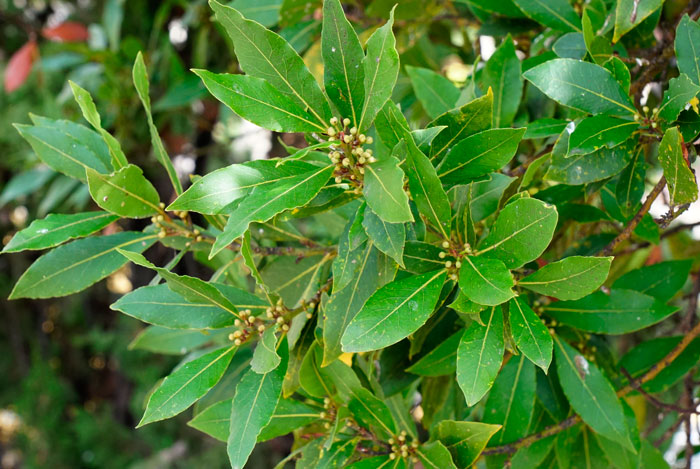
[438,252,447,259]
[358,134,366,143]
[389,454,396,460]
[276,316,284,324]
[643,105,650,113]
[445,260,452,268]
[234,319,241,326]
[442,241,450,248]
[281,324,290,331]
[335,176,343,184]
[350,127,357,135]
[234,339,242,346]
[366,137,373,144]
[330,117,338,125]
[327,127,337,137]
[455,261,461,268]
[359,167,365,174]
[359,156,366,164]
[257,325,266,333]
[369,157,377,163]
[159,202,166,209]
[343,118,351,127]
[228,333,235,341]
[342,158,350,167]
[343,135,353,144]
[306,312,313,319]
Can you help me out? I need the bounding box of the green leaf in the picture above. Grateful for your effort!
[128,326,212,355]
[553,32,586,59]
[86,165,161,218]
[188,399,231,441]
[9,232,157,299]
[362,144,413,223]
[429,89,493,163]
[357,7,398,131]
[519,256,612,300]
[362,206,405,267]
[456,306,505,406]
[341,270,446,352]
[469,173,516,222]
[615,146,646,217]
[435,420,501,467]
[111,284,241,329]
[478,197,558,269]
[132,52,183,195]
[483,355,536,445]
[567,116,638,156]
[231,0,282,27]
[406,330,461,376]
[193,70,324,132]
[524,59,636,116]
[438,128,525,186]
[657,126,698,205]
[323,243,381,365]
[406,66,460,119]
[612,259,692,302]
[512,0,582,32]
[261,255,327,308]
[524,118,568,139]
[404,138,452,239]
[348,387,397,438]
[582,8,612,65]
[322,0,365,125]
[675,15,700,85]
[2,211,118,253]
[209,0,331,128]
[546,139,636,185]
[168,159,318,215]
[346,455,393,468]
[459,256,515,306]
[69,81,128,169]
[545,289,678,334]
[604,56,632,94]
[138,345,237,426]
[508,297,553,371]
[258,398,322,441]
[614,0,663,43]
[554,336,633,450]
[227,339,288,469]
[481,36,522,127]
[403,241,447,274]
[374,100,411,151]
[14,119,112,182]
[251,326,281,373]
[658,74,700,122]
[211,164,334,257]
[414,441,457,469]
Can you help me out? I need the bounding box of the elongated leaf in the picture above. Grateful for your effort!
[414,441,457,469]
[251,326,281,373]
[435,420,501,467]
[86,165,161,218]
[509,298,552,371]
[112,284,238,329]
[658,74,700,123]
[519,256,612,300]
[582,9,612,65]
[459,256,515,306]
[456,307,505,406]
[342,270,446,352]
[429,89,493,162]
[567,116,638,156]
[614,0,663,43]
[553,32,586,59]
[406,330,461,376]
[209,0,331,128]
[483,355,536,445]
[615,146,646,217]
[406,66,460,119]
[228,339,288,469]
[546,139,636,184]
[512,0,581,32]
[194,70,324,132]
[188,399,231,441]
[524,118,568,139]
[478,197,558,269]
[3,211,117,253]
[524,59,636,116]
[363,144,413,223]
[132,52,182,194]
[258,398,322,442]
[612,259,692,302]
[357,7,398,131]
[139,346,237,426]
[323,243,380,365]
[128,326,212,355]
[481,36,522,127]
[211,164,334,257]
[348,387,397,438]
[545,289,678,334]
[168,159,317,215]
[322,0,365,125]
[359,207,402,266]
[676,15,700,85]
[438,128,525,185]
[9,232,157,299]
[554,336,633,450]
[658,126,698,205]
[404,138,452,239]
[403,241,446,274]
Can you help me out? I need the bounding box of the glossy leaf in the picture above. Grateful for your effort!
[414,441,457,469]
[3,212,117,253]
[459,256,515,306]
[508,298,553,371]
[546,140,636,184]
[341,270,446,352]
[481,36,522,127]
[524,59,636,116]
[9,232,157,299]
[658,74,700,123]
[478,197,558,269]
[512,0,581,31]
[614,0,663,43]
[435,420,501,467]
[567,116,638,156]
[86,165,161,218]
[139,346,237,426]
[362,143,413,223]
[406,330,461,376]
[406,66,460,119]
[519,256,612,300]
[553,33,586,59]
[548,287,679,333]
[348,387,397,438]
[675,15,700,85]
[251,327,281,373]
[615,147,646,217]
[456,307,505,406]
[362,206,405,266]
[657,126,698,205]
[612,259,692,302]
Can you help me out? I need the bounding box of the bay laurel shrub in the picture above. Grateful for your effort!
[4,0,700,467]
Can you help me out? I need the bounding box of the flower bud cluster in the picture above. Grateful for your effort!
[438,240,473,280]
[325,117,376,192]
[388,431,419,462]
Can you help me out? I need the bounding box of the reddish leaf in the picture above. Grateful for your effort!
[4,40,38,93]
[41,22,89,42]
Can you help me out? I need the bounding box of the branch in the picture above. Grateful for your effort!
[598,176,666,257]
